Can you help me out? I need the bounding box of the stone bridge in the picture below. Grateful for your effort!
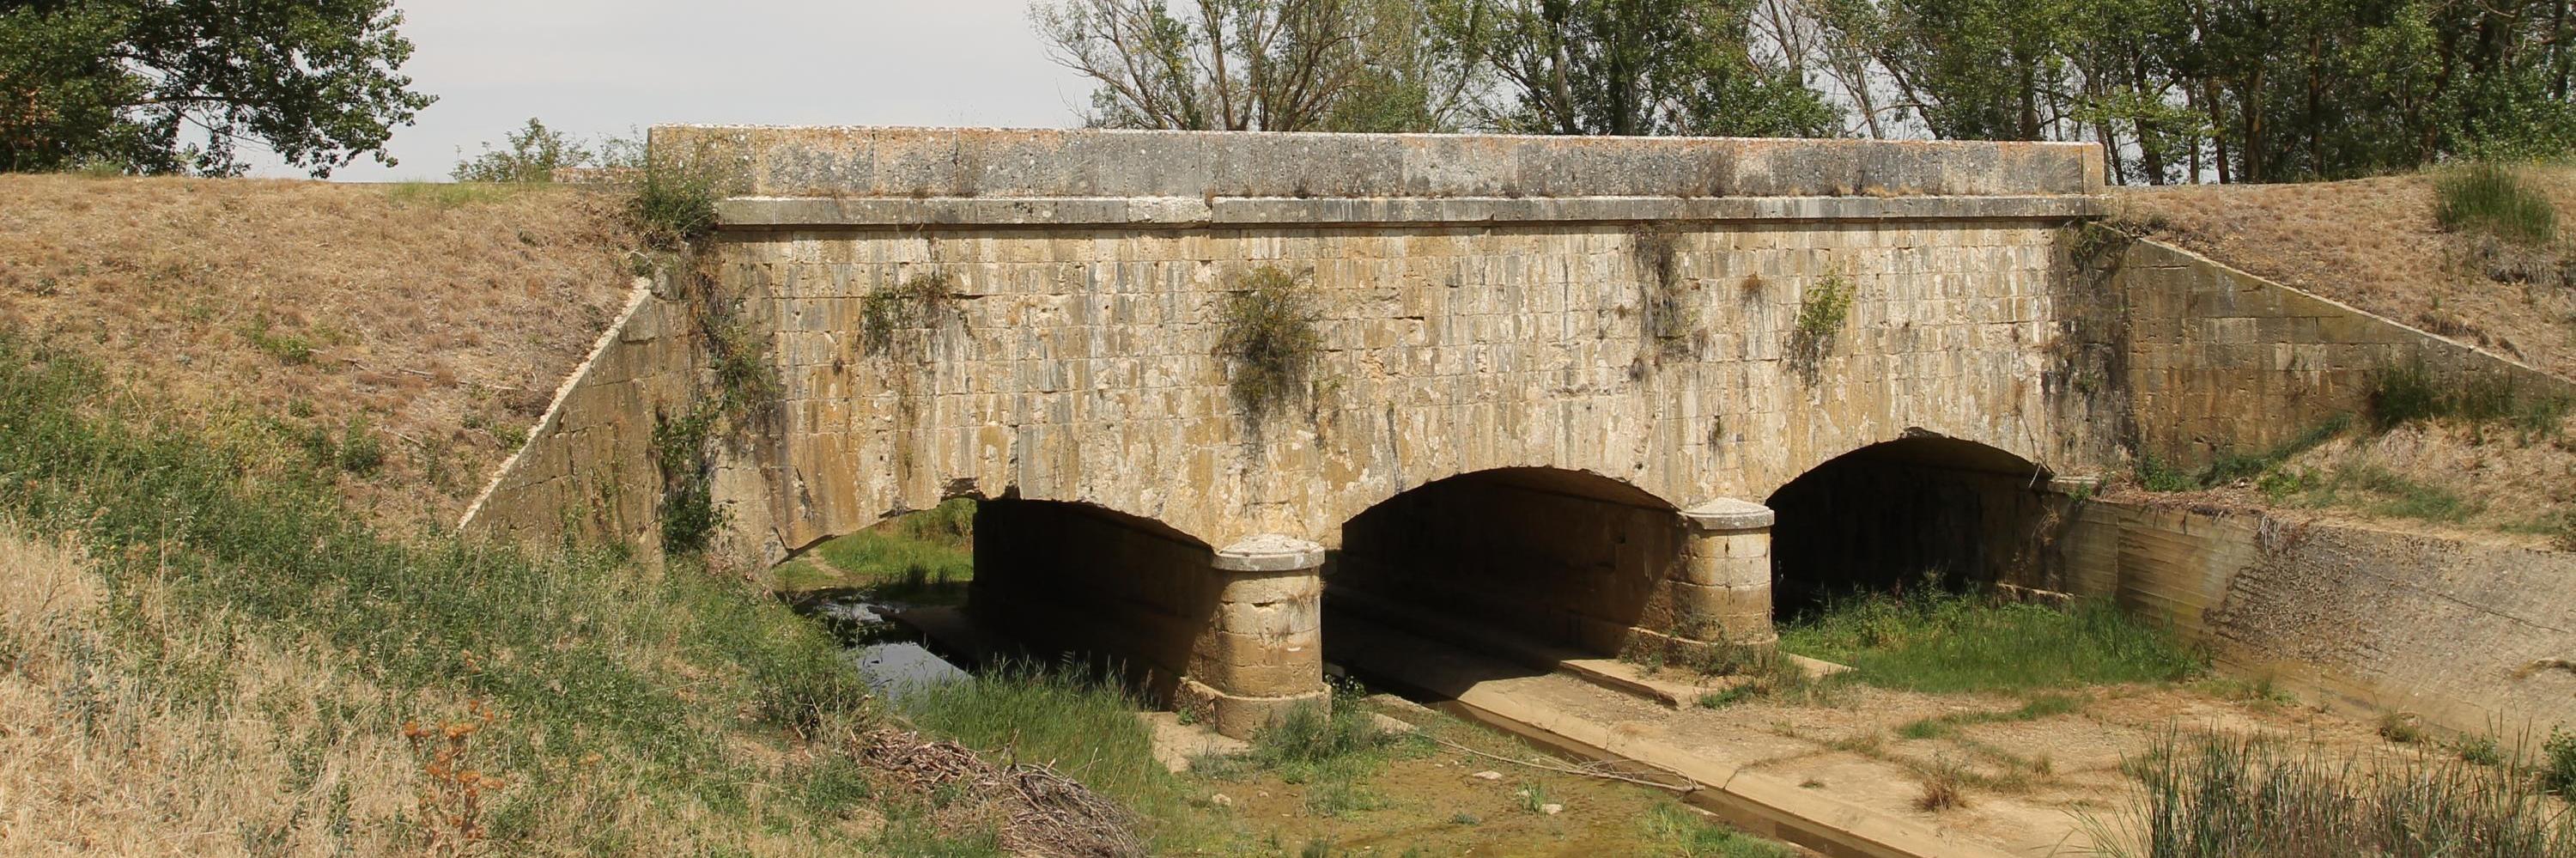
[469,127,2148,734]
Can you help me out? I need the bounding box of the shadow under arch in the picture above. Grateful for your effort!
[965,493,1221,706]
[1765,435,2057,617]
[1327,466,1690,663]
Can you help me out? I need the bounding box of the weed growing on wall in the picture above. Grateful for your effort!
[861,271,963,357]
[651,404,723,555]
[625,146,721,252]
[1218,266,1323,422]
[1631,226,1704,362]
[1788,271,1855,381]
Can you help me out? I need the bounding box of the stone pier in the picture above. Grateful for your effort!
[1676,500,1778,648]
[1180,535,1331,738]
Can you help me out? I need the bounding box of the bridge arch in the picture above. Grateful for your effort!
[1325,467,1772,663]
[1765,434,2062,615]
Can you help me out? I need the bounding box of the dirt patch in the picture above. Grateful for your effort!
[2111,169,2576,379]
[0,175,638,528]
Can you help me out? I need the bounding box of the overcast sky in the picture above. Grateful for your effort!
[272,1,1094,180]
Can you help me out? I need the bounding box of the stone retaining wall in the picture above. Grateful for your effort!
[2057,501,2576,738]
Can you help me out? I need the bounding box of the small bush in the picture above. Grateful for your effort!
[2368,361,2446,431]
[2379,711,2427,745]
[627,149,722,251]
[1217,266,1323,421]
[652,405,723,555]
[2543,727,2576,795]
[453,118,593,184]
[860,271,963,357]
[2458,735,2506,767]
[2436,162,2558,246]
[1915,758,1967,812]
[1788,271,1855,379]
[1250,700,1398,770]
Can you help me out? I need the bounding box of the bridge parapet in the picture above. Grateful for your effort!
[659,125,2103,205]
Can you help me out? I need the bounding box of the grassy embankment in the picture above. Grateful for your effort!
[2117,162,2576,547]
[0,332,1151,855]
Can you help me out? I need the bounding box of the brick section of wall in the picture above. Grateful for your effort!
[2057,501,2576,739]
[2117,239,2576,466]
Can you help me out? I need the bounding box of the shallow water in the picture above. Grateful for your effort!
[793,588,970,698]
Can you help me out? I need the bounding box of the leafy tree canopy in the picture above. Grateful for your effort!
[0,0,434,177]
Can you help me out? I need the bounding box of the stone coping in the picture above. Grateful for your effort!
[1212,534,1327,572]
[655,125,2105,200]
[1681,498,1777,531]
[715,194,2100,229]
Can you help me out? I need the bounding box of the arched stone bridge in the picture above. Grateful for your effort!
[466,127,2132,734]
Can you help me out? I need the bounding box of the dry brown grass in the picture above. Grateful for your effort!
[0,176,638,529]
[2113,167,2576,380]
[0,522,881,857]
[0,525,421,855]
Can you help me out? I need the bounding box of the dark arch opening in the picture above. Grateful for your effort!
[967,496,1218,703]
[1765,436,2056,617]
[1327,468,1686,661]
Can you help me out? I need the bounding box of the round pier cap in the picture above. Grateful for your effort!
[1213,533,1327,572]
[1680,498,1776,532]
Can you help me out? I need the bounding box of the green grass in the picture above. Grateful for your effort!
[2291,463,2482,523]
[2367,361,2570,438]
[0,333,894,850]
[2090,731,2576,857]
[1239,696,1420,818]
[1779,590,2206,694]
[1641,801,1795,857]
[1895,694,2086,740]
[793,512,976,604]
[2136,415,2351,492]
[2437,162,2559,246]
[896,663,1221,850]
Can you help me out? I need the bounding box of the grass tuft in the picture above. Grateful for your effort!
[2090,731,2576,857]
[1641,801,1795,856]
[2436,162,2559,246]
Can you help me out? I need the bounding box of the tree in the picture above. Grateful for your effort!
[0,0,434,177]
[1032,0,1479,131]
[453,119,594,184]
[1457,0,1838,137]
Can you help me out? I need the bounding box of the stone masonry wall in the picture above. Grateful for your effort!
[2057,501,2576,739]
[717,216,2105,560]
[2116,239,2576,467]
[464,127,2115,561]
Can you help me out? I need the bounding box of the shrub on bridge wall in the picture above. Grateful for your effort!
[1218,266,1322,422]
[1789,271,1855,381]
[860,271,963,357]
[1631,226,1704,362]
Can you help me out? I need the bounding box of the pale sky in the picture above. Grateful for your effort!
[272,1,1094,180]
